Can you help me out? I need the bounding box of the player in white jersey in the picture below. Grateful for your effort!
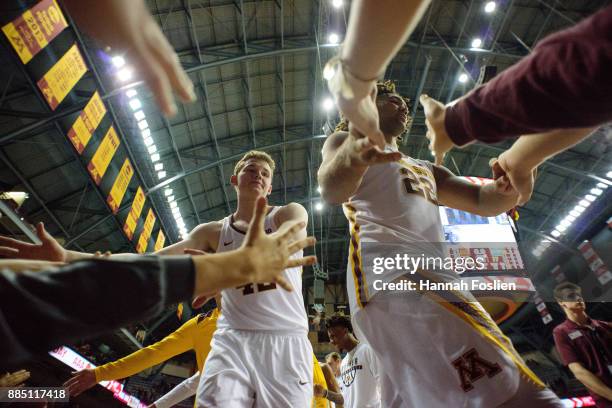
[326,315,380,408]
[318,81,562,407]
[190,150,315,407]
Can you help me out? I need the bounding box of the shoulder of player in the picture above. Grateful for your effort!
[322,131,349,154]
[188,221,223,251]
[274,202,308,224]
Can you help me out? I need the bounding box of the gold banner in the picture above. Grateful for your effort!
[136,209,156,253]
[107,159,133,214]
[36,43,87,110]
[87,126,120,185]
[123,186,145,240]
[154,230,166,252]
[67,91,106,154]
[2,0,68,64]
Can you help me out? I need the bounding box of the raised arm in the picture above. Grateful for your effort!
[317,130,401,204]
[433,165,521,217]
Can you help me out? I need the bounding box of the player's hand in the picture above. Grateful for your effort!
[326,58,385,149]
[240,197,317,291]
[63,368,97,397]
[183,249,219,307]
[489,155,538,206]
[0,222,67,261]
[346,123,402,167]
[313,384,326,398]
[63,0,196,117]
[0,370,30,387]
[420,95,454,165]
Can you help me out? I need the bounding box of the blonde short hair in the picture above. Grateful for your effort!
[233,150,276,176]
[326,352,341,362]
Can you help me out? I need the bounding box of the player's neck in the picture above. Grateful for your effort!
[233,195,266,223]
[567,310,589,326]
[345,336,360,352]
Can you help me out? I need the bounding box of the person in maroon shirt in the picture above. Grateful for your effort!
[552,282,612,407]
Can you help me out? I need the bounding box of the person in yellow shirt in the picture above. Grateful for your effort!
[64,305,219,396]
[314,354,344,408]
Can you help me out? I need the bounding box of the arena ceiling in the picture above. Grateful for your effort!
[1,0,610,289]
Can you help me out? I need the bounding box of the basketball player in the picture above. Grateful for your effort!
[3,150,316,406]
[325,352,342,378]
[326,315,380,408]
[317,81,563,407]
[319,352,344,408]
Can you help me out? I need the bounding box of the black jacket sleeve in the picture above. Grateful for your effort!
[0,256,194,366]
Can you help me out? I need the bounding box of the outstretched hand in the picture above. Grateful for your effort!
[489,155,538,206]
[420,95,455,165]
[63,368,97,397]
[346,123,402,167]
[0,222,66,261]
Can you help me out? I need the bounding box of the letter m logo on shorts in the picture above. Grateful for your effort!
[451,348,502,392]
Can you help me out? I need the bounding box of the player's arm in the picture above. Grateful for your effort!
[275,202,309,241]
[568,362,612,401]
[149,371,200,408]
[318,129,401,204]
[321,363,345,406]
[433,165,519,217]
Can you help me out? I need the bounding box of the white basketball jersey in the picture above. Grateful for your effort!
[340,343,381,408]
[215,206,308,332]
[343,149,446,311]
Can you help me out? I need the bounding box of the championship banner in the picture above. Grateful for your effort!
[154,230,166,252]
[534,292,553,325]
[36,43,88,110]
[123,186,145,240]
[136,209,156,254]
[67,91,106,153]
[550,265,566,283]
[2,0,68,64]
[87,126,120,185]
[107,159,134,214]
[577,241,612,285]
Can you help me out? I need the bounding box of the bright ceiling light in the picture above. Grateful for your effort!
[574,205,586,213]
[158,171,167,179]
[560,219,572,228]
[590,188,603,196]
[141,128,151,138]
[154,163,164,171]
[129,98,142,111]
[328,33,340,44]
[167,195,175,202]
[126,89,138,98]
[332,0,343,8]
[147,144,157,154]
[150,153,160,162]
[170,201,178,209]
[551,230,561,238]
[584,194,596,202]
[578,199,591,207]
[117,68,133,82]
[323,65,335,80]
[458,73,468,83]
[143,136,154,146]
[607,171,612,179]
[138,120,149,130]
[596,182,608,189]
[471,38,482,48]
[164,188,173,196]
[134,110,146,121]
[322,97,334,111]
[177,219,185,227]
[565,214,576,222]
[569,210,581,218]
[112,56,125,68]
[556,224,568,232]
[484,1,496,13]
[317,186,322,193]
[315,202,324,211]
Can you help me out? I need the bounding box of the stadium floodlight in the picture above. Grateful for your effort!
[143,137,154,147]
[167,195,175,202]
[164,188,173,196]
[112,56,125,68]
[170,201,178,209]
[458,73,468,83]
[126,89,138,98]
[596,182,608,189]
[147,144,157,154]
[584,194,596,202]
[551,230,561,238]
[315,202,324,211]
[157,171,166,179]
[134,110,146,121]
[569,210,581,218]
[590,188,602,196]
[556,224,568,232]
[471,38,482,48]
[138,120,149,130]
[328,33,340,44]
[117,68,132,81]
[154,163,163,171]
[322,98,334,111]
[484,1,496,13]
[150,153,160,162]
[141,128,151,138]
[332,0,343,8]
[565,214,576,222]
[129,99,142,111]
[578,199,591,207]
